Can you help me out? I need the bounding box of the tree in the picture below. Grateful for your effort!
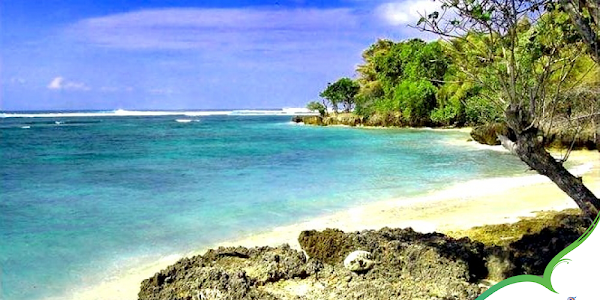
[306,101,327,117]
[561,0,600,148]
[320,78,360,113]
[394,79,438,125]
[353,39,450,118]
[418,0,600,219]
[561,0,600,63]
[355,39,394,115]
[357,39,394,84]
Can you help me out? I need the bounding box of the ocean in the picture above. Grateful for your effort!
[1,110,532,299]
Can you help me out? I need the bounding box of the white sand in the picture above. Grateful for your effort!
[58,149,599,300]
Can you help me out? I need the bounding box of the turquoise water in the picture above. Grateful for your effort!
[0,112,529,299]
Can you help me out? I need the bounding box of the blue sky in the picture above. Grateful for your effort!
[1,0,438,111]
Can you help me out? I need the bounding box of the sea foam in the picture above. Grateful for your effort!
[0,108,317,118]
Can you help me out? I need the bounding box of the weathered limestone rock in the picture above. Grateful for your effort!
[343,250,374,272]
[470,123,512,145]
[139,215,587,300]
[471,122,597,149]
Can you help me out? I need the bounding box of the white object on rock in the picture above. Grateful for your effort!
[343,250,374,272]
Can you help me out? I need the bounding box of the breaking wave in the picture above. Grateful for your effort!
[0,108,317,118]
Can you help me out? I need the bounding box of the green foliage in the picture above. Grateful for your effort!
[464,96,504,124]
[319,78,360,113]
[431,105,459,125]
[331,33,504,125]
[354,39,450,122]
[370,39,448,90]
[393,80,438,125]
[357,39,394,84]
[306,101,326,117]
[310,7,599,127]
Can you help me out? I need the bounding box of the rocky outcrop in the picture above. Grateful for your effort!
[470,123,514,146]
[362,113,407,127]
[544,125,598,150]
[293,115,323,125]
[298,228,489,292]
[507,213,589,275]
[470,122,598,150]
[294,113,597,150]
[138,245,317,300]
[292,113,407,127]
[139,213,586,300]
[140,228,486,300]
[323,115,363,126]
[293,115,363,126]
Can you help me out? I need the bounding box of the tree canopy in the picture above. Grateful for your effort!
[320,77,360,113]
[306,101,327,117]
[317,3,599,129]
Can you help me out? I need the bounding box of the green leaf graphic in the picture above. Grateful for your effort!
[477,213,600,298]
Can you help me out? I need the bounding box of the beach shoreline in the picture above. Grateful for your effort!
[58,149,599,300]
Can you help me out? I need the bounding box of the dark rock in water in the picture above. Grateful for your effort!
[322,114,363,126]
[470,123,514,146]
[294,113,408,127]
[298,116,323,125]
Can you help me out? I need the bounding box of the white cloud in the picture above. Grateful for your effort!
[100,86,119,92]
[47,77,91,91]
[47,77,64,89]
[9,77,26,85]
[376,0,442,26]
[66,8,363,53]
[148,88,175,95]
[62,6,445,73]
[100,86,134,93]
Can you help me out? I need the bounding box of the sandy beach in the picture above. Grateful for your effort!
[62,147,599,300]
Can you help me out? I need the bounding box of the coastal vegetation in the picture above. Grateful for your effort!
[305,101,327,117]
[319,77,360,113]
[310,11,599,130]
[304,0,600,219]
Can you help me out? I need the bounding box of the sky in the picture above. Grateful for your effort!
[0,0,440,111]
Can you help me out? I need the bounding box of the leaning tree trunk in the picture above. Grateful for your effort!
[503,105,600,221]
[513,129,600,220]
